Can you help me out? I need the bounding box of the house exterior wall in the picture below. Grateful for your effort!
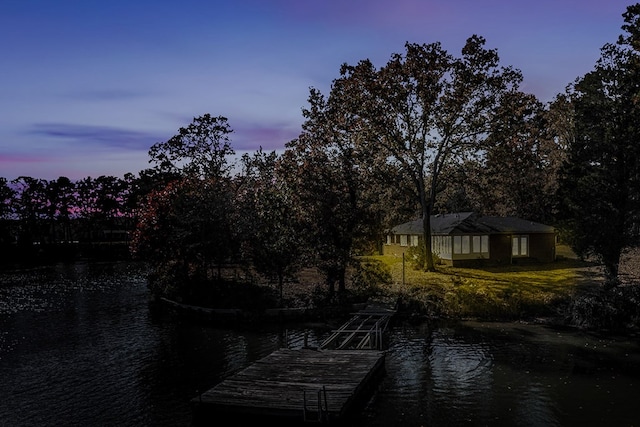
[527,233,556,263]
[383,232,557,266]
[488,234,512,264]
[382,233,420,257]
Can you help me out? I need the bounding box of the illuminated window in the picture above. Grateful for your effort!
[461,236,470,254]
[481,235,489,253]
[512,235,529,256]
[473,236,481,253]
[472,235,489,253]
[453,236,461,254]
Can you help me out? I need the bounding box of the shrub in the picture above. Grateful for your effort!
[567,284,640,331]
[406,245,442,270]
[350,258,393,299]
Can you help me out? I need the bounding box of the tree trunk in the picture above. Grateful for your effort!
[338,266,346,294]
[603,254,621,289]
[422,212,435,271]
[325,269,336,296]
[277,272,284,306]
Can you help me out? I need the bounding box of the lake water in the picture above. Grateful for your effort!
[1,261,638,426]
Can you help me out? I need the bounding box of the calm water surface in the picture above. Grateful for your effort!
[0,261,638,426]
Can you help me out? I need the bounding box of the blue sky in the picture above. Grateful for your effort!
[0,0,632,182]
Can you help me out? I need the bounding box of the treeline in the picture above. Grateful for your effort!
[2,5,639,302]
[0,175,142,262]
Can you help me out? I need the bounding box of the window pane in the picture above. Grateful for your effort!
[386,235,392,245]
[462,236,470,254]
[472,236,481,253]
[512,237,519,256]
[453,236,461,254]
[400,235,408,246]
[411,235,418,246]
[481,235,489,253]
[521,236,528,255]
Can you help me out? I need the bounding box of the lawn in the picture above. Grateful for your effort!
[362,246,605,322]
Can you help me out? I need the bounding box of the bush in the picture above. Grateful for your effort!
[567,284,640,331]
[350,258,393,299]
[406,245,442,270]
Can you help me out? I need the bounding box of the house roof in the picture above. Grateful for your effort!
[391,212,555,235]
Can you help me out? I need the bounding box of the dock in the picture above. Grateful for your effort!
[191,301,396,424]
[319,302,396,350]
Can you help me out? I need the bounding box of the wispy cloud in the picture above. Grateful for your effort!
[28,123,167,151]
[63,89,154,101]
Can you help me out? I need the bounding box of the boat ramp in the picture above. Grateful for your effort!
[191,301,396,424]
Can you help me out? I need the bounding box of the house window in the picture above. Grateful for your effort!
[453,236,461,254]
[461,236,470,254]
[400,235,408,246]
[453,236,471,254]
[386,235,392,245]
[481,235,489,253]
[410,235,419,247]
[512,235,529,256]
[472,235,490,253]
[473,236,481,253]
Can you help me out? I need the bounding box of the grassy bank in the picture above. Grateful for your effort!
[356,245,640,330]
[146,245,639,331]
[369,254,589,322]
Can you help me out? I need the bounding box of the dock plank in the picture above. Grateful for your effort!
[192,348,385,423]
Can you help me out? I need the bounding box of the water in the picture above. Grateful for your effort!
[1,262,638,427]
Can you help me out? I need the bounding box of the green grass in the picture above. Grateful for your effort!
[362,248,600,321]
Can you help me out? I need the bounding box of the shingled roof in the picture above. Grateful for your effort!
[391,212,555,235]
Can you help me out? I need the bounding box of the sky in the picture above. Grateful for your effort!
[0,0,633,182]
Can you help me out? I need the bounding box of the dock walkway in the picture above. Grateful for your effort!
[191,301,396,424]
[319,301,396,350]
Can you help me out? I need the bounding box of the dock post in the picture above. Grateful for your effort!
[323,385,329,422]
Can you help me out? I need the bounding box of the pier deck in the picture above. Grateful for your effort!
[192,301,396,424]
[191,348,385,424]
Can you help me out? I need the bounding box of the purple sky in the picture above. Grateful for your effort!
[0,0,631,182]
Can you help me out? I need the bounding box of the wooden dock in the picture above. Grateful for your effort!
[319,302,396,350]
[192,348,386,424]
[191,302,396,424]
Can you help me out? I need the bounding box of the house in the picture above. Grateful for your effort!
[383,212,557,267]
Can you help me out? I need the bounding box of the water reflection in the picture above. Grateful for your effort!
[0,262,638,426]
[355,321,640,427]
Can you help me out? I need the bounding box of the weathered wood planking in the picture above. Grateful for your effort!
[192,348,386,423]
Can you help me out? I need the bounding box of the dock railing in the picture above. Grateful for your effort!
[319,301,396,350]
[302,385,329,423]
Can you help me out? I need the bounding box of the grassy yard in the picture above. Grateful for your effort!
[361,246,606,322]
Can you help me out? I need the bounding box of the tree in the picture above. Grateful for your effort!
[10,176,48,246]
[0,178,16,245]
[44,177,76,243]
[557,3,640,287]
[471,91,562,224]
[133,115,239,302]
[281,88,384,295]
[148,114,235,180]
[336,36,523,271]
[238,149,304,302]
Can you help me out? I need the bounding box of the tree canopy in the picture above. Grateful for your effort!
[557,3,640,287]
[333,36,524,270]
